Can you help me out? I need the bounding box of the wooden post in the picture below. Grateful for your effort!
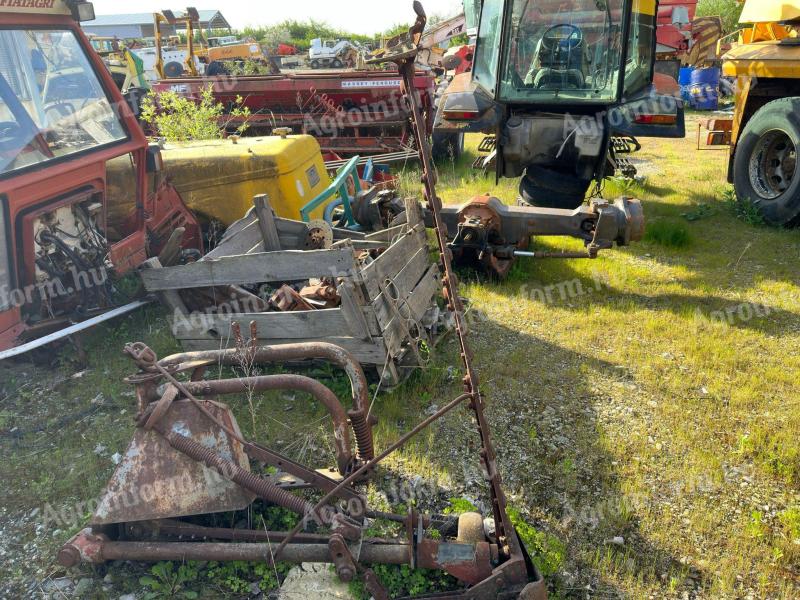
[253,194,282,252]
[404,196,424,227]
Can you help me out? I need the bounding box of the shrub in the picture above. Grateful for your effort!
[140,84,250,142]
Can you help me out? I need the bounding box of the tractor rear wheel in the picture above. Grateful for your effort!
[432,131,464,161]
[734,97,800,226]
[518,165,591,210]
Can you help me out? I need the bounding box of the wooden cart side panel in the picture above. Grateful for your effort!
[172,309,351,340]
[363,223,412,244]
[360,224,428,299]
[377,264,441,356]
[370,246,432,331]
[405,265,441,320]
[338,281,378,341]
[141,248,358,291]
[207,215,363,259]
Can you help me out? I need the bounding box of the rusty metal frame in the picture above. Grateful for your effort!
[59,5,547,598]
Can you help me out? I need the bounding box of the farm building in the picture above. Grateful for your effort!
[81,10,231,40]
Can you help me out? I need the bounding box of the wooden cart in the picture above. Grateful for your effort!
[140,196,442,385]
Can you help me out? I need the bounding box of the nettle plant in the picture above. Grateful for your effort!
[140,84,251,142]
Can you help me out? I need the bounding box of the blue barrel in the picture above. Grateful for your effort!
[689,67,721,110]
[679,67,694,103]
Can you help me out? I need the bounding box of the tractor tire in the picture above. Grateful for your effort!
[163,61,185,78]
[519,165,591,210]
[733,97,800,226]
[332,59,344,69]
[432,131,464,161]
[310,59,321,69]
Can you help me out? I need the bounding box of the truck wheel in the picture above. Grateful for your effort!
[332,59,344,69]
[519,165,590,210]
[734,97,800,226]
[311,59,321,69]
[432,131,464,160]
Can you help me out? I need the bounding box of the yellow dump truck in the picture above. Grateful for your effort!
[718,0,800,225]
[108,134,332,230]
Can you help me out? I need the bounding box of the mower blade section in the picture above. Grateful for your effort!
[92,400,255,525]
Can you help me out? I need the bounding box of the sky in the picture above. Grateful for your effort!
[90,0,465,36]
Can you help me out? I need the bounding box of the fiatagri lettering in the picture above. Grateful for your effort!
[0,0,57,8]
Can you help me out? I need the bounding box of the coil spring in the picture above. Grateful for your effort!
[166,431,320,522]
[348,410,375,462]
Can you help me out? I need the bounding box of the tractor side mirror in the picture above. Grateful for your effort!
[71,2,95,22]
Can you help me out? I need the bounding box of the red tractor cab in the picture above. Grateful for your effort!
[0,1,201,357]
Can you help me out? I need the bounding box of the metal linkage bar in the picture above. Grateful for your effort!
[393,2,516,557]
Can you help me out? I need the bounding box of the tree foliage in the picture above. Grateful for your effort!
[237,19,374,51]
[696,0,745,35]
[230,14,457,51]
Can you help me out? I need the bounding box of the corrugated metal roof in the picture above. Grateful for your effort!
[85,10,230,29]
[84,13,153,26]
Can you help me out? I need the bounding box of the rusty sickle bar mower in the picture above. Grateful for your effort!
[60,5,547,598]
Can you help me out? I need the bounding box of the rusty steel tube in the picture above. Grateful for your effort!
[59,535,409,567]
[157,342,375,460]
[182,375,354,474]
[142,520,400,546]
[99,542,409,564]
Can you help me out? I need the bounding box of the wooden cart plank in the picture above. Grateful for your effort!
[405,265,441,320]
[254,195,282,252]
[360,224,427,298]
[208,216,363,259]
[363,223,411,244]
[142,248,358,291]
[206,220,262,259]
[370,261,440,358]
[388,246,431,298]
[375,265,441,358]
[370,247,432,331]
[338,282,376,341]
[172,309,350,340]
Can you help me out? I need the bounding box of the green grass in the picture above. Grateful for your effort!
[1,117,799,598]
[395,123,800,598]
[644,219,693,248]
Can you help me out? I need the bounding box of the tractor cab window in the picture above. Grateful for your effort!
[473,0,505,95]
[498,0,626,103]
[464,0,482,33]
[0,29,127,177]
[623,1,656,96]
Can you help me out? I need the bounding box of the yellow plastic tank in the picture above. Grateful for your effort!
[158,134,331,226]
